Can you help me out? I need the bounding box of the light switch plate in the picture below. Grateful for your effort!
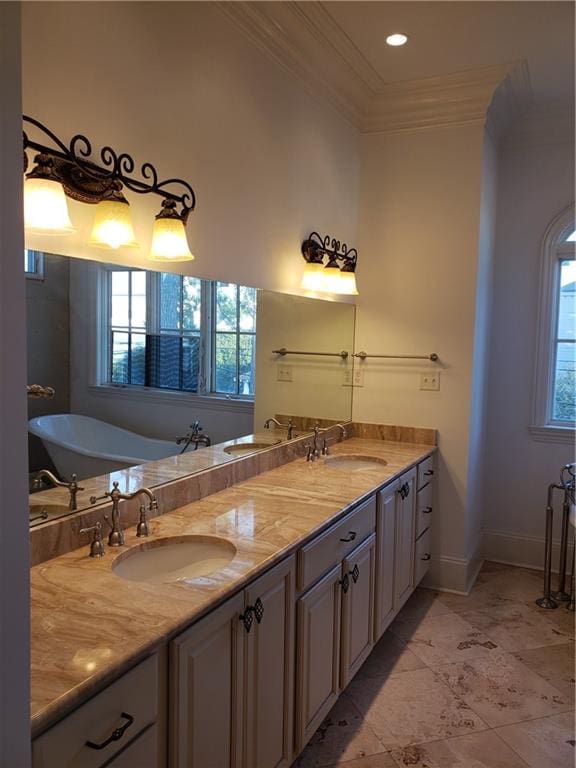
[277,364,293,382]
[420,371,440,391]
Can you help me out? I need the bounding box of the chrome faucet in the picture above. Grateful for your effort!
[90,482,158,547]
[264,417,295,440]
[31,469,84,511]
[334,424,348,440]
[176,420,212,452]
[306,424,326,462]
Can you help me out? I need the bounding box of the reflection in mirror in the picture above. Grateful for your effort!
[26,253,355,526]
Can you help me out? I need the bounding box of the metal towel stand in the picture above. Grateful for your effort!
[536,462,575,611]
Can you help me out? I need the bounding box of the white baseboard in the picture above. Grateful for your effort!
[422,533,484,595]
[482,528,574,573]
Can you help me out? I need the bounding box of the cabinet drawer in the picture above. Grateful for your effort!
[107,724,158,767]
[415,482,433,539]
[297,496,376,592]
[33,654,158,768]
[417,455,435,490]
[414,528,431,585]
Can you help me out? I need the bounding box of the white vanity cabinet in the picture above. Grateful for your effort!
[294,496,376,751]
[32,452,436,768]
[414,455,434,585]
[394,467,417,611]
[170,556,295,768]
[32,654,162,768]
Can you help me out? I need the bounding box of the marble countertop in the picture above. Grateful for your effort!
[31,437,434,736]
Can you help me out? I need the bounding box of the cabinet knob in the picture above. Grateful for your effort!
[340,573,350,593]
[423,506,432,514]
[421,553,431,561]
[350,563,360,583]
[339,531,357,543]
[85,712,134,750]
[253,597,264,624]
[239,609,254,634]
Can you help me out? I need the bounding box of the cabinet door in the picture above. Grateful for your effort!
[394,467,416,611]
[170,593,244,768]
[295,563,343,753]
[244,556,295,768]
[341,533,376,687]
[375,482,397,641]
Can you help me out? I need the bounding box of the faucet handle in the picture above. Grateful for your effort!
[80,522,105,558]
[89,492,108,505]
[136,504,150,538]
[69,473,85,491]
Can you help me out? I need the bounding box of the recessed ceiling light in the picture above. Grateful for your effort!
[386,33,408,47]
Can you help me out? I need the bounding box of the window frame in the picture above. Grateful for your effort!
[24,250,44,280]
[531,205,576,442]
[100,266,256,402]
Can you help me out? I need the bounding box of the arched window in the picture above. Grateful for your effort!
[532,205,576,440]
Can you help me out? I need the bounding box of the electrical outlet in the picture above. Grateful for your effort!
[343,368,353,386]
[420,371,440,391]
[353,366,365,387]
[277,364,293,382]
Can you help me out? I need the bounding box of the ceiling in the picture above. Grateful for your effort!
[322,1,574,106]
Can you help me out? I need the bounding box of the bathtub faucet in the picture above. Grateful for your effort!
[176,421,212,452]
[90,482,158,546]
[31,469,85,511]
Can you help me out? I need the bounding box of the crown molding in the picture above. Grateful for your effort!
[215,1,368,127]
[365,62,531,134]
[218,2,534,136]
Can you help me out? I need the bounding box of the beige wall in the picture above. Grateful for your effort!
[482,130,575,568]
[0,3,31,764]
[254,290,355,429]
[22,1,360,294]
[353,123,486,590]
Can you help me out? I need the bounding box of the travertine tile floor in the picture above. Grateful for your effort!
[295,562,575,768]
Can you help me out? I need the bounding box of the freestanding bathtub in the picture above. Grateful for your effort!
[28,414,180,480]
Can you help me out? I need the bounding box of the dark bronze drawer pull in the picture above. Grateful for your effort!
[424,469,434,476]
[339,531,357,543]
[422,506,432,514]
[421,553,431,561]
[86,712,134,750]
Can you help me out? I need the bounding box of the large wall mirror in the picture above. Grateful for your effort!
[27,252,356,527]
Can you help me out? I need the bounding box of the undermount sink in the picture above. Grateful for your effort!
[29,503,69,525]
[323,455,388,472]
[223,441,280,456]
[112,536,237,584]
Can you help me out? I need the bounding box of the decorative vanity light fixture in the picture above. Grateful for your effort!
[22,115,196,261]
[300,231,359,295]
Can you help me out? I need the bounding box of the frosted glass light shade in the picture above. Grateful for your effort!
[335,270,358,296]
[89,199,139,250]
[301,261,327,291]
[323,265,358,296]
[24,177,75,234]
[148,216,194,261]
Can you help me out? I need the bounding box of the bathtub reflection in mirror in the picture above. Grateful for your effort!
[27,252,356,526]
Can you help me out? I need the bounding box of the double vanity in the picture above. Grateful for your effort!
[30,427,436,768]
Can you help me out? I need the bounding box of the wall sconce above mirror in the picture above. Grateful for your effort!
[23,116,196,262]
[301,230,359,296]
